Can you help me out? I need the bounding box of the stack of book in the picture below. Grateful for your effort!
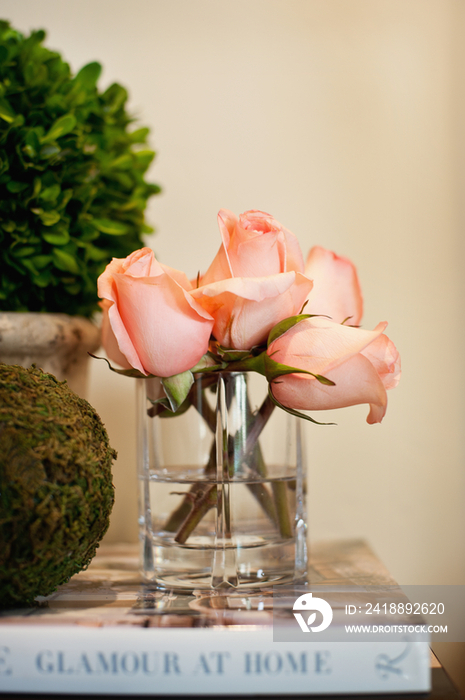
[0,539,431,695]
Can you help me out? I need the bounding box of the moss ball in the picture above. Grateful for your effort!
[0,364,116,607]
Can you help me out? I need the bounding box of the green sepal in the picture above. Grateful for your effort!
[213,344,254,362]
[161,371,194,413]
[190,353,226,373]
[147,396,172,411]
[267,314,311,347]
[149,396,192,419]
[227,352,267,376]
[264,353,335,386]
[267,385,335,426]
[88,354,149,378]
[312,374,336,386]
[341,316,359,327]
[267,314,327,346]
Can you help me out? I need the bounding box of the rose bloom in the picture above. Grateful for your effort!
[98,248,214,377]
[268,317,400,424]
[269,245,400,423]
[192,209,313,349]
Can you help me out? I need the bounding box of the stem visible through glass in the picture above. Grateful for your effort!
[157,373,292,544]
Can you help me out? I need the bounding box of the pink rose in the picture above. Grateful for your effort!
[202,209,305,285]
[192,209,312,349]
[268,317,401,423]
[192,272,313,350]
[98,248,214,377]
[304,246,363,325]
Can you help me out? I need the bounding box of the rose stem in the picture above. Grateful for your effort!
[163,381,216,532]
[241,395,292,537]
[164,383,289,543]
[174,484,218,545]
[171,390,280,543]
[271,481,292,537]
[241,394,277,524]
[163,377,218,532]
[163,440,216,532]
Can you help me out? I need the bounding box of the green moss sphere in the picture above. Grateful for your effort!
[0,364,116,607]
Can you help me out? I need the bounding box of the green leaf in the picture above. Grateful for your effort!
[42,229,70,245]
[134,150,155,170]
[25,130,41,153]
[0,45,8,66]
[267,386,335,426]
[102,83,127,113]
[0,152,9,175]
[42,114,77,143]
[161,371,194,413]
[53,248,80,274]
[0,97,15,123]
[6,181,28,193]
[12,114,25,128]
[39,144,60,159]
[39,210,61,226]
[30,254,52,269]
[33,269,53,287]
[74,61,101,89]
[39,184,61,202]
[64,283,81,295]
[11,246,36,258]
[31,176,42,198]
[22,144,37,159]
[110,154,133,170]
[21,258,39,275]
[81,242,111,261]
[129,127,149,143]
[92,218,129,235]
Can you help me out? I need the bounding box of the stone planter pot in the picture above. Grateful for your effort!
[0,313,100,397]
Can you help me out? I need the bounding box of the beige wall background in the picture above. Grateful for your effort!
[3,0,464,685]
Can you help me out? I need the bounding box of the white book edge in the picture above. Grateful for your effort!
[0,624,431,695]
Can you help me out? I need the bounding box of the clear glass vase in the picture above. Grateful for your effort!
[137,371,307,590]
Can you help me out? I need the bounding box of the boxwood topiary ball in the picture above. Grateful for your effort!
[0,364,116,607]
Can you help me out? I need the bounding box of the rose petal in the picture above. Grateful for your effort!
[361,333,401,390]
[122,247,160,277]
[192,272,313,349]
[304,246,363,325]
[271,352,388,424]
[99,299,132,370]
[268,316,387,377]
[161,263,194,291]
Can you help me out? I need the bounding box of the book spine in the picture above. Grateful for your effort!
[0,625,431,695]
